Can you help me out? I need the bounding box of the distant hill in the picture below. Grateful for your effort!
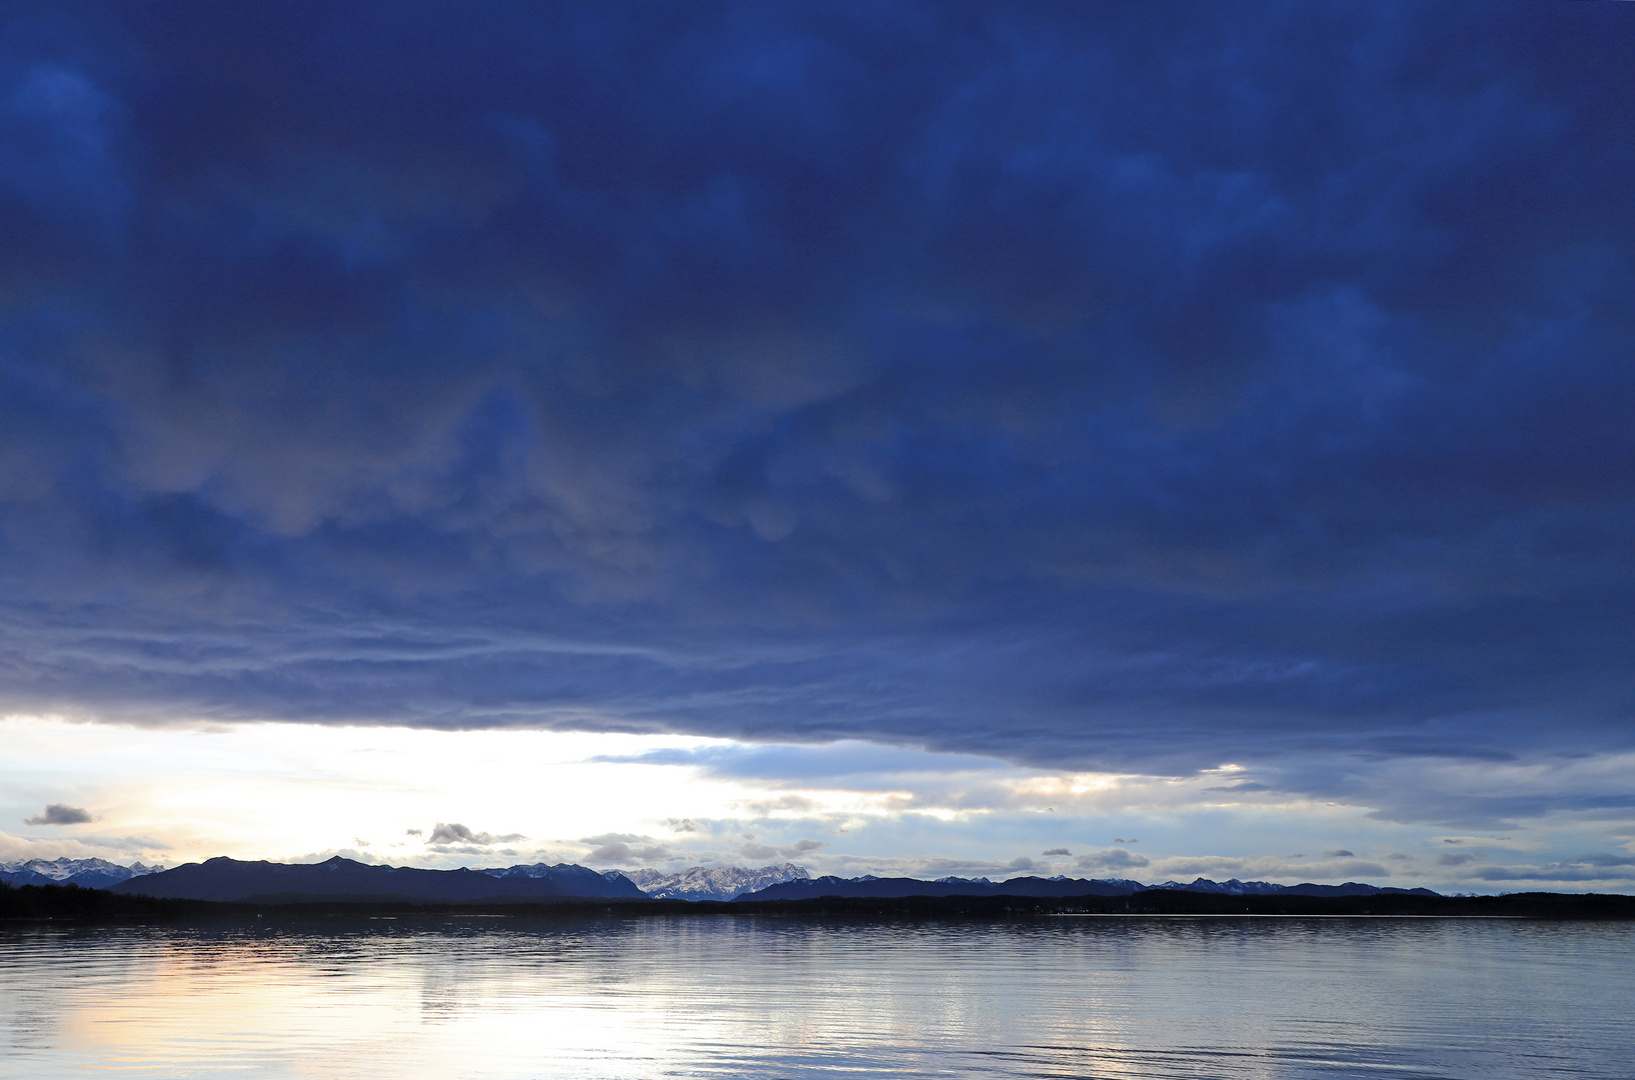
[111,855,646,903]
[737,874,1145,901]
[1152,877,1441,898]
[737,874,1440,901]
[623,863,810,901]
[86,856,1442,904]
[481,862,647,898]
[0,857,164,890]
[6,877,1629,921]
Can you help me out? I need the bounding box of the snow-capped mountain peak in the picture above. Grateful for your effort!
[0,857,164,889]
[622,863,810,901]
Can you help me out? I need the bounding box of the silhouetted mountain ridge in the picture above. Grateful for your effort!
[1152,877,1440,897]
[111,856,646,903]
[737,875,1439,901]
[480,862,644,896]
[103,857,1442,904]
[738,875,1146,901]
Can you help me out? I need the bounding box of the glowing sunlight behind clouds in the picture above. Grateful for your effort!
[5,714,1633,894]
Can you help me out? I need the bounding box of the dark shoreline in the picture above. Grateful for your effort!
[5,880,1634,923]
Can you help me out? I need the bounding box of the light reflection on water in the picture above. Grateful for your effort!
[2,915,1631,1078]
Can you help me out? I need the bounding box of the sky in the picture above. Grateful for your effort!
[1,1,1633,894]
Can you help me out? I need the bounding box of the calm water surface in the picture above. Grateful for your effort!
[2,915,1631,1079]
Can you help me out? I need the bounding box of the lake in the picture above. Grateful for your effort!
[3,914,1631,1078]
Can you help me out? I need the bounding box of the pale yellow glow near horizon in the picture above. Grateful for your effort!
[0,713,1080,870]
[10,712,1608,891]
[0,714,774,866]
[0,712,1376,870]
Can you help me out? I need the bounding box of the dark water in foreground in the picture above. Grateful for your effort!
[2,916,1631,1079]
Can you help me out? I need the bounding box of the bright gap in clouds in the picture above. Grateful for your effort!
[2,715,1632,894]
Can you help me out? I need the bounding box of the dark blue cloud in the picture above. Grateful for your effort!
[1,2,1633,814]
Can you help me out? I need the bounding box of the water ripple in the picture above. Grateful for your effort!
[2,917,1631,1078]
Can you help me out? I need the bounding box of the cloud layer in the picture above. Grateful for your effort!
[1,2,1633,828]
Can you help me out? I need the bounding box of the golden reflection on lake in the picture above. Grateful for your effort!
[4,916,1632,1079]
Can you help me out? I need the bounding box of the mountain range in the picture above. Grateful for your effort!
[736,874,1439,901]
[1150,877,1441,898]
[13,855,1440,903]
[622,863,810,901]
[481,861,644,896]
[109,856,647,903]
[737,874,1145,901]
[0,857,164,889]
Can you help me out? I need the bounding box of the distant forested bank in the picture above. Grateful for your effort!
[0,881,219,920]
[4,879,1633,923]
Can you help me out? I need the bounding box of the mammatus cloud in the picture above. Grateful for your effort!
[24,804,93,826]
[425,823,527,846]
